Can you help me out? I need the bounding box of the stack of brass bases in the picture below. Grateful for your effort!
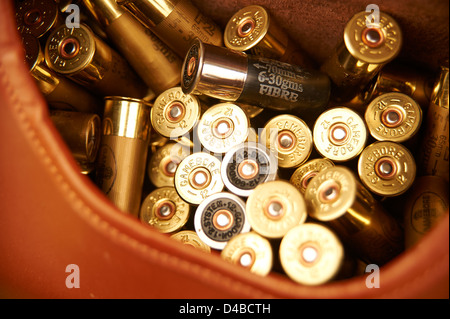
[16,0,449,287]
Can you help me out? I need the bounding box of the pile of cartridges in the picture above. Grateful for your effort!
[16,0,448,286]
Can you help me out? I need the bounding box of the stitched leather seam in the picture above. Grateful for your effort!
[0,59,276,299]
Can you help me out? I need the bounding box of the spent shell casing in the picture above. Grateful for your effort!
[194,192,250,250]
[320,10,402,103]
[313,107,367,162]
[304,166,404,265]
[246,180,307,239]
[221,231,273,277]
[95,96,152,217]
[118,0,223,57]
[224,4,314,68]
[140,186,191,233]
[181,38,330,113]
[358,141,416,197]
[279,223,344,286]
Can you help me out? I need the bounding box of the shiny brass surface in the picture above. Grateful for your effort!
[221,232,273,276]
[371,62,435,109]
[45,23,149,99]
[358,141,416,197]
[304,166,404,265]
[224,5,287,59]
[313,107,367,162]
[182,38,248,101]
[418,63,449,182]
[403,176,449,249]
[82,0,182,95]
[147,142,190,187]
[197,103,249,154]
[174,152,224,205]
[22,33,102,113]
[95,96,152,216]
[151,87,201,139]
[170,230,211,253]
[259,114,313,168]
[140,186,191,233]
[15,0,62,38]
[118,0,223,57]
[320,10,402,102]
[194,192,250,250]
[182,39,331,112]
[365,92,422,143]
[289,158,335,194]
[279,223,344,286]
[50,110,101,174]
[224,4,313,68]
[246,180,307,239]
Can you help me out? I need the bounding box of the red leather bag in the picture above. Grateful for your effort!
[1,0,448,298]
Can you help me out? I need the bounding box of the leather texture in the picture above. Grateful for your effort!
[1,0,448,298]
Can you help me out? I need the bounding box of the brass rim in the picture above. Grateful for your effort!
[238,159,259,180]
[237,17,256,37]
[328,122,351,146]
[59,37,80,59]
[212,117,235,139]
[299,241,321,267]
[318,180,341,203]
[213,209,234,231]
[277,130,297,152]
[361,27,385,48]
[154,200,176,220]
[165,101,186,123]
[263,198,285,220]
[381,107,404,128]
[24,9,42,26]
[374,157,397,179]
[189,167,212,189]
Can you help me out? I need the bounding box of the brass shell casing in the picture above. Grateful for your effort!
[224,5,313,68]
[246,180,307,239]
[45,23,149,99]
[181,38,330,112]
[170,230,211,253]
[304,166,404,265]
[221,232,273,277]
[140,186,191,233]
[358,141,416,197]
[197,103,250,154]
[194,192,250,250]
[403,176,449,249]
[289,158,335,194]
[259,114,313,168]
[370,62,435,109]
[174,152,224,205]
[118,0,223,57]
[147,142,190,188]
[279,223,344,286]
[95,96,152,217]
[365,92,422,143]
[313,107,367,162]
[49,110,101,174]
[418,63,449,183]
[151,87,202,141]
[15,0,62,38]
[221,142,278,197]
[81,0,182,95]
[320,10,402,103]
[22,33,103,114]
